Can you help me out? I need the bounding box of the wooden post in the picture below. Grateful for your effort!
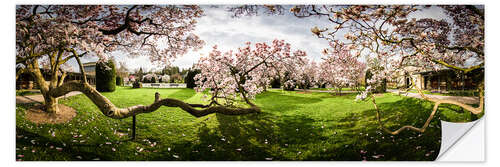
[132,115,136,140]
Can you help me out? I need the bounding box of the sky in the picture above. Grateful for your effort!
[73,5,453,73]
[76,5,333,72]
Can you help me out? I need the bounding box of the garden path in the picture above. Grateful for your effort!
[16,91,82,104]
[387,89,480,104]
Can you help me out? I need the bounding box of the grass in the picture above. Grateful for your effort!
[15,87,482,161]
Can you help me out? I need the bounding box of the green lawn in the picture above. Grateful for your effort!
[15,87,482,161]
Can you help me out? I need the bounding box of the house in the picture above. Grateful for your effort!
[16,68,96,89]
[82,62,97,76]
[16,61,98,89]
[391,66,483,92]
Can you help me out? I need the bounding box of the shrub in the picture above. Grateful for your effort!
[132,81,142,88]
[116,76,123,86]
[96,60,116,92]
[151,76,156,83]
[185,69,201,89]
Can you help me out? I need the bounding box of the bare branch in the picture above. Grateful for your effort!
[67,49,88,83]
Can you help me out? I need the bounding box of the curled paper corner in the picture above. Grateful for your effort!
[436,118,484,161]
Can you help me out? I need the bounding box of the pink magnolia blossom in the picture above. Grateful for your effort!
[319,46,366,93]
[194,39,307,105]
[17,5,204,69]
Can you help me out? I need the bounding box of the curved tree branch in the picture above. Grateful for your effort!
[371,78,484,135]
[98,5,138,35]
[371,94,441,135]
[50,49,259,118]
[48,81,260,119]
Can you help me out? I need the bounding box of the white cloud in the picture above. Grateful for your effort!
[187,6,332,63]
[107,5,334,72]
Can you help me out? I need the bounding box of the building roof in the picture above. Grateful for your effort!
[82,62,96,66]
[415,67,484,75]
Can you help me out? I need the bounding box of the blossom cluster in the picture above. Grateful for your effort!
[318,47,366,91]
[194,40,307,105]
[16,5,205,66]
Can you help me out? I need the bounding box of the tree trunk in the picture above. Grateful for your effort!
[43,94,59,114]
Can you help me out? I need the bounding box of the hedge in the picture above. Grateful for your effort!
[116,76,123,86]
[184,69,201,89]
[96,60,116,92]
[132,81,142,88]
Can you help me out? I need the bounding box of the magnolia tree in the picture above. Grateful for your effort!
[160,75,170,83]
[128,75,136,82]
[230,5,484,134]
[142,73,158,83]
[16,5,264,119]
[194,40,307,108]
[319,46,366,95]
[296,59,319,90]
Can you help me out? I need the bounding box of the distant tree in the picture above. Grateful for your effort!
[319,46,366,95]
[297,60,319,90]
[142,73,157,83]
[180,68,189,76]
[159,75,170,83]
[170,73,183,83]
[162,66,181,75]
[137,67,144,83]
[116,62,130,79]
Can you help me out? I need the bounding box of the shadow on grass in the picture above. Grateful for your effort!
[16,91,462,161]
[255,91,323,112]
[147,111,325,160]
[341,97,443,161]
[167,88,197,101]
[16,128,133,161]
[316,93,359,99]
[147,96,445,161]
